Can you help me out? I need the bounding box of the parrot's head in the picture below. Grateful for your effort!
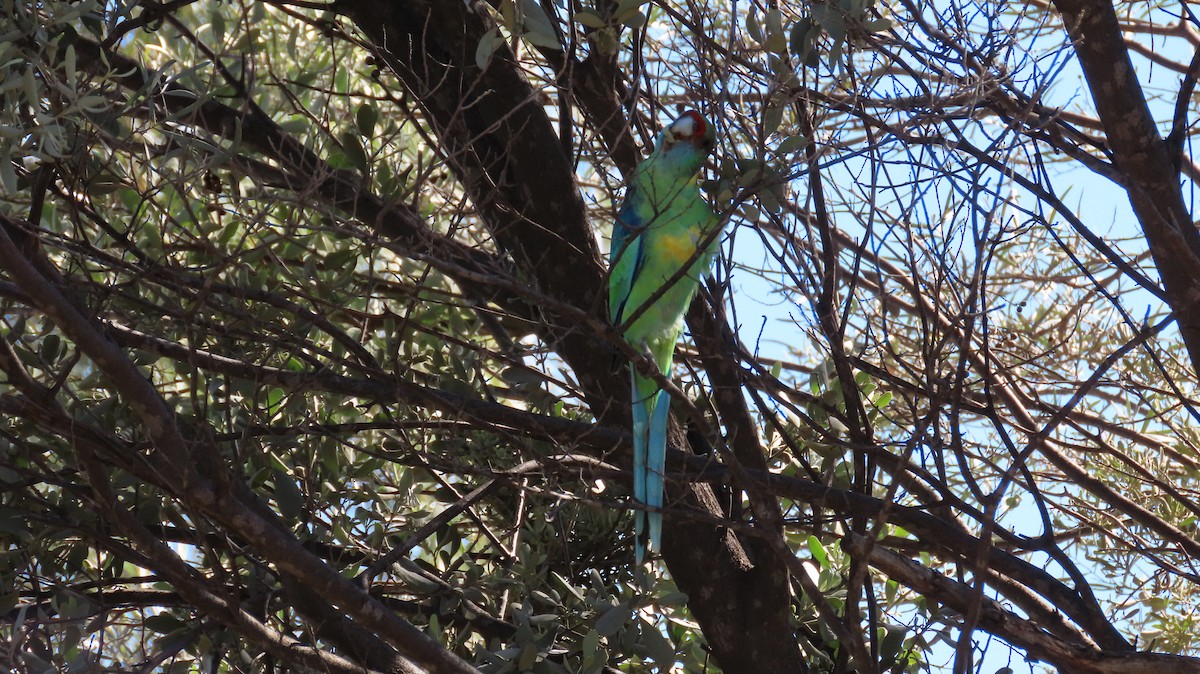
[655,110,717,176]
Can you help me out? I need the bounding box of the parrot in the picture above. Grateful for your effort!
[608,110,721,564]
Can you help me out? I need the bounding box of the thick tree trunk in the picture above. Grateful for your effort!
[1052,0,1200,370]
[330,0,805,670]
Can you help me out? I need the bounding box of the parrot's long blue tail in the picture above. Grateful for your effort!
[632,374,670,565]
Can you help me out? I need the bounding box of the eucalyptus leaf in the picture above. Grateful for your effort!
[339,130,368,171]
[273,470,304,522]
[640,619,676,668]
[356,103,378,138]
[475,27,504,70]
[575,9,606,29]
[593,601,629,637]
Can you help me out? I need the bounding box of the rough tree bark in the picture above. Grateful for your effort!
[1052,0,1200,369]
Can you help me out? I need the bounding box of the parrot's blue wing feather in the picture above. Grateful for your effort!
[610,189,637,264]
[610,189,647,326]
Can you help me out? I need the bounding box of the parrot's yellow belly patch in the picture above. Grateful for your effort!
[657,231,699,266]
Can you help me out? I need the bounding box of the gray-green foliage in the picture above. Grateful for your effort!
[4,0,1200,672]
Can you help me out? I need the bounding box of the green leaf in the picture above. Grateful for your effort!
[278,116,309,133]
[327,246,359,271]
[575,9,606,29]
[594,601,629,637]
[765,8,787,53]
[520,0,561,49]
[764,101,784,136]
[339,131,368,171]
[394,561,443,594]
[878,623,909,666]
[828,37,844,67]
[759,185,783,214]
[356,103,377,138]
[40,334,62,362]
[89,172,126,196]
[812,2,846,43]
[265,387,286,417]
[141,221,164,255]
[657,591,689,607]
[582,628,599,656]
[640,619,676,669]
[145,613,186,634]
[501,366,545,388]
[131,349,160,366]
[789,18,816,62]
[0,160,16,196]
[273,469,303,522]
[777,134,808,154]
[746,10,763,44]
[475,27,504,70]
[64,44,77,89]
[863,17,893,32]
[20,652,54,674]
[211,10,226,42]
[518,643,539,671]
[620,10,647,28]
[807,535,830,569]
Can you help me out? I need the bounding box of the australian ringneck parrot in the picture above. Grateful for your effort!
[608,110,722,564]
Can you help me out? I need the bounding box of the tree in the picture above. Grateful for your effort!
[3,0,1200,671]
